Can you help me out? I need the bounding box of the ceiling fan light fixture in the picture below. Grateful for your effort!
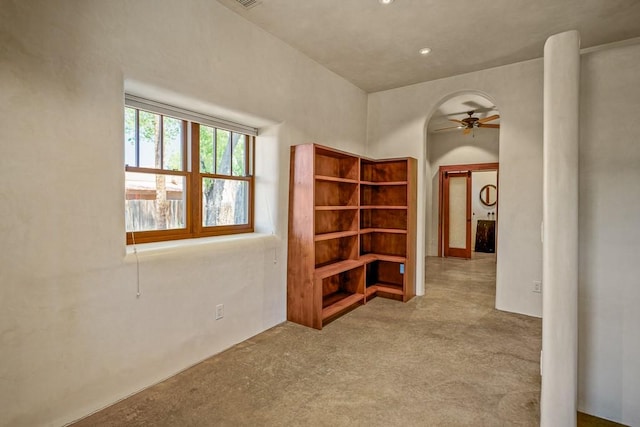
[433,110,499,134]
[419,47,432,55]
[378,0,394,4]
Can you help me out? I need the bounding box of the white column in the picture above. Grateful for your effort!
[541,30,580,426]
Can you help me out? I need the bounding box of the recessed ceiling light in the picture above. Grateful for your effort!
[419,47,432,55]
[379,0,394,4]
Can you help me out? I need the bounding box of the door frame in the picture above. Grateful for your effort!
[438,162,500,257]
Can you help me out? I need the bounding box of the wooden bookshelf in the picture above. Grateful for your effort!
[360,158,416,303]
[287,144,416,329]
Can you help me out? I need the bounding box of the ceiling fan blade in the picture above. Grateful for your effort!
[433,126,463,132]
[463,128,472,135]
[449,119,465,125]
[477,114,500,123]
[462,100,490,111]
[440,106,494,117]
[478,123,500,128]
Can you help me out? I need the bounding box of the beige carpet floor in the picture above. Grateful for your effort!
[74,254,547,426]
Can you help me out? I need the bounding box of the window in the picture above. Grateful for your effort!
[124,96,255,244]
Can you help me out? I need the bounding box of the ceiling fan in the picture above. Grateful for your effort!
[435,111,500,135]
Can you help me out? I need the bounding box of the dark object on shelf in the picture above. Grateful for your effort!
[475,220,495,253]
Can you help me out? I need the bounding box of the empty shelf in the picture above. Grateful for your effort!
[359,253,406,264]
[359,228,407,235]
[315,175,359,184]
[360,181,408,186]
[314,230,359,241]
[322,293,364,320]
[314,259,363,279]
[366,283,404,296]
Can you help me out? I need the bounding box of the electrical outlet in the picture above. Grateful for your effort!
[533,281,542,293]
[215,304,224,320]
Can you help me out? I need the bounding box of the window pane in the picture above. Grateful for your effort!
[216,129,231,175]
[232,133,246,176]
[124,107,137,167]
[200,125,214,174]
[138,111,161,169]
[202,178,249,226]
[163,116,183,171]
[125,172,186,232]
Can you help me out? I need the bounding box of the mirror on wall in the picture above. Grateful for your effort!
[479,184,497,207]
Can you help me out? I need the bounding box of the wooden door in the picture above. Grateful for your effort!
[443,171,471,258]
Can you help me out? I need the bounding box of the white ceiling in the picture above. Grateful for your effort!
[216,0,640,93]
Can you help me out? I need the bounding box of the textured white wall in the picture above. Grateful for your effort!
[578,41,640,426]
[427,129,499,255]
[368,62,544,317]
[0,1,367,425]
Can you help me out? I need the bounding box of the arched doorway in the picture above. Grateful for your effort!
[425,91,500,256]
[424,91,501,299]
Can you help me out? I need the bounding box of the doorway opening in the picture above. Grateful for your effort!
[438,163,499,259]
[424,91,500,304]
